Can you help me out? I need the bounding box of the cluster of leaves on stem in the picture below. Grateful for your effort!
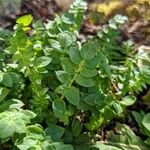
[0,0,150,149]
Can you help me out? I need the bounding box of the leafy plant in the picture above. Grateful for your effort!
[0,0,150,149]
[91,123,149,150]
[132,111,150,146]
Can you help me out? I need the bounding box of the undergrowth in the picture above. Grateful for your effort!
[0,0,150,149]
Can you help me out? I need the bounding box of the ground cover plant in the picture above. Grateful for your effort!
[0,0,150,149]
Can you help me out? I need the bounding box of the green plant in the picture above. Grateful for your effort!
[0,0,150,149]
[132,111,150,146]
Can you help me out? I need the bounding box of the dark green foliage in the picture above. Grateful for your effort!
[0,0,150,149]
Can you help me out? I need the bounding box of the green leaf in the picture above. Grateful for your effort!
[71,118,82,137]
[64,86,80,106]
[45,125,65,141]
[132,111,144,128]
[84,94,96,106]
[61,58,77,75]
[85,54,100,69]
[16,15,33,26]
[22,110,36,119]
[63,129,73,144]
[0,111,28,139]
[52,99,66,115]
[99,52,111,78]
[69,44,82,64]
[2,73,13,87]
[9,99,24,109]
[13,118,26,133]
[58,31,76,48]
[145,137,150,146]
[50,142,74,150]
[120,96,136,106]
[75,74,94,87]
[0,117,16,139]
[80,66,98,78]
[91,143,121,150]
[86,114,104,131]
[55,85,66,94]
[49,39,62,53]
[142,113,150,133]
[80,40,97,60]
[55,71,72,85]
[105,123,150,150]
[27,125,45,136]
[0,87,9,102]
[0,72,3,82]
[84,93,105,107]
[113,102,123,114]
[36,56,52,68]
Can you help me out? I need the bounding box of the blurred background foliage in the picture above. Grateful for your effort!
[88,0,150,24]
[0,0,149,45]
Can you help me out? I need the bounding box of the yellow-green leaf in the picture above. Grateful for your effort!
[16,15,33,26]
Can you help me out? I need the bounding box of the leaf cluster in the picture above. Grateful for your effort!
[0,0,150,149]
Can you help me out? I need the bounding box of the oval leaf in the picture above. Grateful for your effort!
[16,15,33,26]
[36,56,52,68]
[64,86,80,106]
[75,74,94,87]
[120,96,136,106]
[61,58,77,75]
[80,66,98,78]
[69,44,82,64]
[80,40,97,60]
[142,113,150,132]
[55,71,72,85]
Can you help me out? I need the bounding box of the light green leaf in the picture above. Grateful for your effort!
[16,15,33,26]
[9,99,24,109]
[55,85,66,94]
[27,125,45,136]
[55,71,72,85]
[75,74,94,87]
[0,87,9,102]
[49,39,62,53]
[80,40,97,60]
[91,143,122,150]
[58,31,76,48]
[13,118,26,133]
[64,86,80,106]
[21,110,36,119]
[36,56,52,68]
[142,113,150,132]
[61,58,77,75]
[120,96,136,106]
[0,117,15,139]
